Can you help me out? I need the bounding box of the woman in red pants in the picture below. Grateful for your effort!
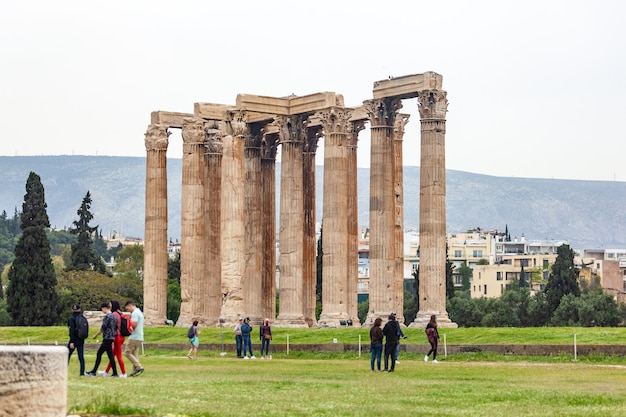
[100,300,128,377]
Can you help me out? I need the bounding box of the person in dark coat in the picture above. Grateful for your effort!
[382,313,400,372]
[425,314,440,363]
[369,317,383,371]
[67,303,87,376]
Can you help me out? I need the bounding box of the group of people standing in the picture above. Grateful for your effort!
[67,300,144,378]
[369,313,440,372]
[233,317,272,360]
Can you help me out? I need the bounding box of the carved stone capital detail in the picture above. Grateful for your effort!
[316,107,352,136]
[394,113,411,137]
[363,98,402,127]
[229,111,249,137]
[260,134,278,160]
[144,124,170,151]
[204,126,223,154]
[181,118,206,144]
[417,90,448,120]
[303,126,322,154]
[347,120,365,147]
[273,115,308,145]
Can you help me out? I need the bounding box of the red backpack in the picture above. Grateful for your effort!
[117,311,133,337]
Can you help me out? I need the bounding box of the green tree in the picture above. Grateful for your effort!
[446,244,455,299]
[6,172,60,325]
[411,266,419,312]
[544,244,580,315]
[458,262,473,292]
[67,191,106,273]
[167,252,181,323]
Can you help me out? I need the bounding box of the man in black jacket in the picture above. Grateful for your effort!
[67,303,86,376]
[382,313,400,372]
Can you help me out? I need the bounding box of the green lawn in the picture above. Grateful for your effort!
[65,353,626,417]
[2,325,626,346]
[3,327,626,416]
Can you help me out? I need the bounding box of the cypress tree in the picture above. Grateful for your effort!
[544,244,580,315]
[6,172,60,325]
[67,191,106,273]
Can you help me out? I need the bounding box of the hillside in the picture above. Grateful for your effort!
[1,156,625,249]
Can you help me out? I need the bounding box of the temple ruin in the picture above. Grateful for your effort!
[143,72,456,328]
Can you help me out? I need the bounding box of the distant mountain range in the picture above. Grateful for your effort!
[1,156,625,249]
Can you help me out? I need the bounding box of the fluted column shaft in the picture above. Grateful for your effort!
[302,132,319,327]
[412,89,456,328]
[143,124,169,326]
[393,115,410,324]
[178,119,206,326]
[204,126,223,324]
[244,128,263,324]
[319,108,351,326]
[275,115,308,327]
[261,136,278,321]
[346,121,364,326]
[220,113,247,324]
[365,98,402,325]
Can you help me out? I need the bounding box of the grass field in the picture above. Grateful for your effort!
[66,353,626,417]
[3,327,626,416]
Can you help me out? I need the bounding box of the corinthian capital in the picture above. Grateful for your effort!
[363,97,402,127]
[144,124,170,151]
[229,111,249,137]
[272,115,308,144]
[316,107,352,135]
[181,118,206,144]
[204,123,224,154]
[417,90,448,120]
[394,114,411,137]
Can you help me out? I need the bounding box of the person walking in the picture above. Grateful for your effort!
[101,300,128,377]
[124,301,144,376]
[259,318,272,360]
[425,314,440,363]
[369,317,383,372]
[67,303,87,376]
[234,317,243,358]
[241,317,256,359]
[395,319,406,364]
[85,302,118,377]
[187,320,199,359]
[382,313,399,372]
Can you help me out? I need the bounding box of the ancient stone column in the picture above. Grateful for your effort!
[220,112,247,325]
[203,123,223,325]
[411,89,457,328]
[318,107,352,327]
[144,124,169,326]
[261,135,278,321]
[178,118,206,326]
[275,115,309,327]
[393,114,410,325]
[0,346,68,417]
[244,124,264,324]
[364,98,402,325]
[347,120,365,327]
[303,129,320,327]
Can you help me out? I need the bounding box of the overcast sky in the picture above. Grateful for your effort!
[1,0,624,181]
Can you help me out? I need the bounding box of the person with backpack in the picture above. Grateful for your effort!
[67,303,88,376]
[187,320,199,359]
[100,300,128,377]
[382,313,400,372]
[85,302,118,377]
[424,314,440,363]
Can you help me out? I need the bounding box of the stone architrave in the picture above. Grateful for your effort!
[244,123,264,324]
[260,134,278,321]
[364,98,402,326]
[220,112,247,325]
[347,119,365,327]
[318,107,352,327]
[411,89,457,328]
[203,123,223,324]
[303,128,320,327]
[178,118,207,326]
[143,124,169,326]
[274,115,309,327]
[393,114,410,325]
